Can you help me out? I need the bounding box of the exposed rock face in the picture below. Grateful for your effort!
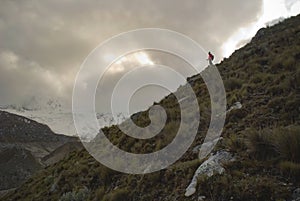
[185,151,234,197]
[2,14,300,201]
[292,188,300,201]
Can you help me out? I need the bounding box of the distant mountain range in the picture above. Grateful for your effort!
[0,104,127,136]
[0,110,82,191]
[1,14,300,201]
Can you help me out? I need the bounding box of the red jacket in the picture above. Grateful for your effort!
[208,52,214,60]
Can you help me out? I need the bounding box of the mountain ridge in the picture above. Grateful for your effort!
[2,14,300,201]
[0,110,82,191]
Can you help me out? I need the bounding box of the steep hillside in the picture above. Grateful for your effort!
[0,111,81,191]
[2,15,300,201]
[41,142,84,166]
[0,110,72,143]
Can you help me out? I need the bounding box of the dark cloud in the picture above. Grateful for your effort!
[0,0,263,111]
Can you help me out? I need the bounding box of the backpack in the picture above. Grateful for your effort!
[209,53,214,61]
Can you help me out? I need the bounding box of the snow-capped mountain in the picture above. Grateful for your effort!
[0,99,127,136]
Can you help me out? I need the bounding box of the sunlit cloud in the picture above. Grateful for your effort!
[134,52,154,66]
[0,0,266,111]
[108,52,154,74]
[222,0,300,58]
[115,57,127,65]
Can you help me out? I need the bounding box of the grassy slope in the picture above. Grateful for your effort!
[2,15,300,201]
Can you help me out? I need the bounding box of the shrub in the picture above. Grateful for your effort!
[250,74,263,84]
[295,67,300,86]
[197,174,290,201]
[59,187,89,201]
[102,189,130,201]
[279,161,300,181]
[245,126,300,163]
[224,134,247,153]
[267,97,285,112]
[95,187,105,200]
[225,78,243,91]
[270,55,284,73]
[282,55,296,71]
[273,126,300,163]
[245,128,279,160]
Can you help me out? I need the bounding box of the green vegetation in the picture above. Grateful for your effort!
[59,187,89,201]
[102,189,130,201]
[2,14,300,201]
[245,126,300,163]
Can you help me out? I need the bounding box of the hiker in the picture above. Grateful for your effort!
[207,51,214,65]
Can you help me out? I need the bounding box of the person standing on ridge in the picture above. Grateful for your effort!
[207,51,214,65]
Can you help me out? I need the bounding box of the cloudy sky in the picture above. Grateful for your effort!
[0,0,299,114]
